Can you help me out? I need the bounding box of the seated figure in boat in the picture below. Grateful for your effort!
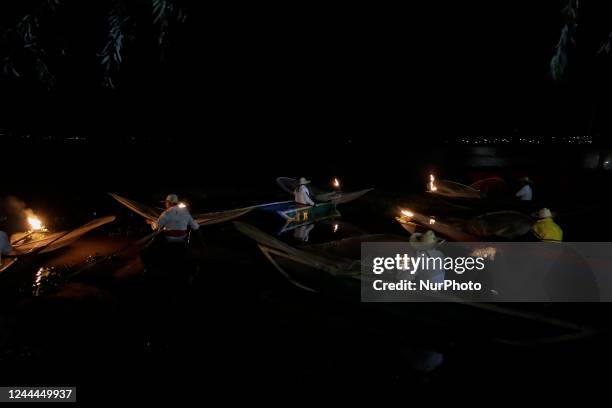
[515,176,533,201]
[532,208,563,242]
[294,177,315,206]
[0,216,12,262]
[148,194,200,242]
[141,193,202,269]
[409,230,445,284]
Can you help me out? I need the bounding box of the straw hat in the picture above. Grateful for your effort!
[165,194,179,205]
[537,208,553,219]
[299,177,311,185]
[409,230,441,250]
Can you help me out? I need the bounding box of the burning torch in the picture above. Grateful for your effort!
[332,177,341,191]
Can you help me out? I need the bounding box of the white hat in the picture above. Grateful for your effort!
[165,194,179,204]
[537,208,553,219]
[299,177,311,185]
[409,230,441,250]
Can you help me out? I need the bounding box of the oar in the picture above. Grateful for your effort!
[10,230,35,246]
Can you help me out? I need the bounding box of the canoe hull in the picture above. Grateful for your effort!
[233,222,595,346]
[277,202,340,227]
[257,241,595,345]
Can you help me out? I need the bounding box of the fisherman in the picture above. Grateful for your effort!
[532,208,563,242]
[141,193,202,265]
[142,195,201,352]
[0,216,12,264]
[147,194,200,241]
[406,230,445,284]
[294,177,315,206]
[515,176,533,201]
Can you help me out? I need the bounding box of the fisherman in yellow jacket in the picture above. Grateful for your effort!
[532,208,563,242]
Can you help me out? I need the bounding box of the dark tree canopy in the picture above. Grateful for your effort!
[1,1,612,144]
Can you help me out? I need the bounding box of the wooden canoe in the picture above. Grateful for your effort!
[233,221,597,345]
[1,216,116,275]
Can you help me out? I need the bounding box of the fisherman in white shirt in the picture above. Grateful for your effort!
[294,177,315,206]
[515,176,533,201]
[149,194,200,243]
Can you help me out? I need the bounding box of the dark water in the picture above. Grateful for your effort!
[2,143,612,401]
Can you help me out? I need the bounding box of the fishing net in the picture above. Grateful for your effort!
[234,221,343,269]
[432,180,482,199]
[276,177,300,195]
[469,177,509,198]
[40,216,116,254]
[276,178,371,203]
[276,177,330,201]
[464,211,534,240]
[327,188,373,204]
[12,232,67,253]
[110,193,252,226]
[109,193,160,222]
[193,208,252,226]
[10,216,116,255]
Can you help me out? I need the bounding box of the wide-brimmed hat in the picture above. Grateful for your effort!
[536,208,553,219]
[164,194,179,204]
[520,176,533,184]
[299,177,311,185]
[409,230,442,250]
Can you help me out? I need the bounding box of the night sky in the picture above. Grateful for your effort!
[2,2,611,145]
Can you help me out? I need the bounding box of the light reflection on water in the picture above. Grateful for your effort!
[32,265,73,296]
[33,267,50,296]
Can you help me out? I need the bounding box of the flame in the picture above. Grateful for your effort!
[178,202,187,208]
[428,173,437,192]
[401,209,414,218]
[429,217,436,225]
[333,223,339,233]
[470,246,497,261]
[28,215,45,231]
[332,178,341,188]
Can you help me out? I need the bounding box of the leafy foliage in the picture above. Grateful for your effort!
[152,0,187,60]
[99,4,131,89]
[598,32,612,55]
[0,0,188,89]
[152,0,168,24]
[550,0,579,81]
[0,3,58,89]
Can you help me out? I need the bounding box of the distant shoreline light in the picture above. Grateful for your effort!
[449,136,593,145]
